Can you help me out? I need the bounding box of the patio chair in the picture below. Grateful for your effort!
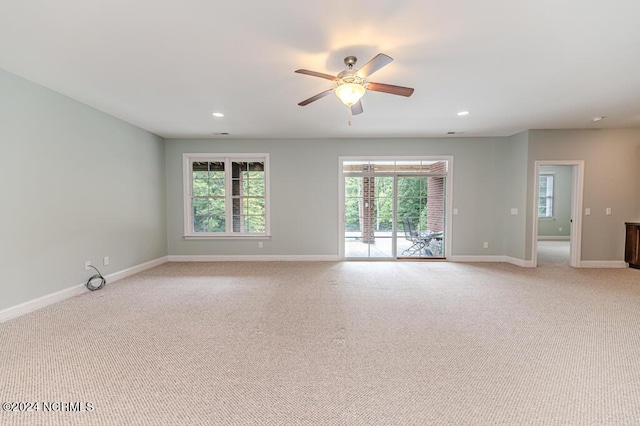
[401,217,427,256]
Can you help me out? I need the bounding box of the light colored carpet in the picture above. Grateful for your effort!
[1,261,640,425]
[537,240,570,265]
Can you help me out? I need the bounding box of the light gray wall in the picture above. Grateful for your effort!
[0,70,167,311]
[504,131,529,259]
[526,129,640,261]
[165,137,512,257]
[537,166,572,238]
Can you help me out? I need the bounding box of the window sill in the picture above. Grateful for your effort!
[538,217,556,221]
[183,235,271,240]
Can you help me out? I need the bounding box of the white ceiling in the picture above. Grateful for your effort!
[2,0,640,139]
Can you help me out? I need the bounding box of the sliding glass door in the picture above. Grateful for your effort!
[396,176,445,258]
[342,158,449,260]
[344,175,394,258]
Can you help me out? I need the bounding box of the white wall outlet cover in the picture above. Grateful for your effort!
[453,208,459,215]
[585,208,591,215]
[510,208,518,215]
[606,208,612,215]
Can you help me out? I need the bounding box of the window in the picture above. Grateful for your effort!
[538,174,554,218]
[183,154,269,238]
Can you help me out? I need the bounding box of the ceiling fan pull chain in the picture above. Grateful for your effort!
[347,107,352,126]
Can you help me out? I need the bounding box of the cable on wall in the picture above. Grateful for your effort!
[86,265,107,291]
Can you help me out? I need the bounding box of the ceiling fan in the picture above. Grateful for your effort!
[295,53,414,116]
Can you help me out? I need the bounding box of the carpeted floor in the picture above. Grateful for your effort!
[1,261,639,425]
[537,240,570,265]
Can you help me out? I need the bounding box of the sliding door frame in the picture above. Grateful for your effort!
[338,156,454,260]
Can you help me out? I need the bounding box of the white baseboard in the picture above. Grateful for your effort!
[449,255,506,263]
[104,256,169,282]
[0,284,89,324]
[450,256,627,269]
[168,255,340,262]
[505,257,536,268]
[537,236,571,241]
[0,256,169,323]
[579,260,628,268]
[449,255,535,268]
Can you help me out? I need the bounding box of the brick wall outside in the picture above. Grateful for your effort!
[427,162,446,233]
[362,165,376,243]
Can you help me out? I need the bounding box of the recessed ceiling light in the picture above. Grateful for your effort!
[592,116,605,122]
[457,111,469,116]
[212,112,224,118]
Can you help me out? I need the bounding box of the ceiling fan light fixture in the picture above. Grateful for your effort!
[335,83,366,107]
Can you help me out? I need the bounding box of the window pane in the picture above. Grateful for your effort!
[205,215,225,232]
[395,161,422,173]
[245,216,265,233]
[243,165,264,179]
[345,177,361,197]
[376,218,393,232]
[193,198,209,216]
[192,162,210,172]
[538,175,554,217]
[192,179,208,196]
[243,179,265,196]
[231,214,265,233]
[346,217,363,233]
[194,214,225,233]
[246,198,265,215]
[209,171,225,196]
[209,198,225,218]
[193,216,207,233]
[192,198,226,233]
[370,161,395,172]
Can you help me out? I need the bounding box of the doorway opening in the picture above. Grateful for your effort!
[532,161,584,267]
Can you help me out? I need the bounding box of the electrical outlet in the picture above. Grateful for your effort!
[510,208,518,215]
[585,208,591,216]
[559,227,562,232]
[84,261,91,271]
[483,242,489,249]
[606,208,612,215]
[103,256,109,266]
[258,242,263,248]
[453,208,459,215]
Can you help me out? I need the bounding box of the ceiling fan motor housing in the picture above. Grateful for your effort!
[344,56,358,68]
[337,69,365,86]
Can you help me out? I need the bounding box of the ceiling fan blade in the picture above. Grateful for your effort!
[367,82,414,97]
[351,100,363,115]
[356,53,393,78]
[298,89,334,106]
[295,69,337,81]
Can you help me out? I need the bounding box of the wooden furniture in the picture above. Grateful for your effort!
[625,222,640,269]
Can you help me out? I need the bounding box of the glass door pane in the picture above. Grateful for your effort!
[344,176,394,258]
[396,176,446,258]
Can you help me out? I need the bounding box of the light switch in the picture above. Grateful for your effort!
[606,208,612,216]
[585,208,591,216]
[453,208,459,215]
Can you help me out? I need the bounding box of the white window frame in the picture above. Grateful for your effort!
[183,153,270,239]
[538,174,554,219]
